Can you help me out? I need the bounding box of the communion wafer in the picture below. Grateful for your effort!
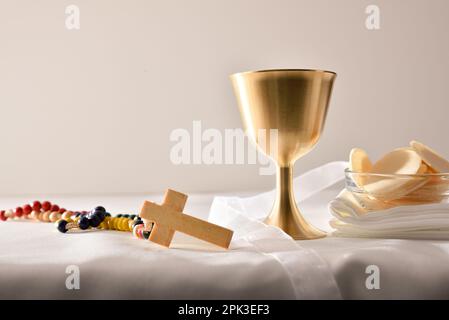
[410,140,449,173]
[362,148,427,201]
[349,148,372,186]
[370,147,422,175]
[349,148,372,172]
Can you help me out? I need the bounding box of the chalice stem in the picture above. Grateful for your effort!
[265,165,326,240]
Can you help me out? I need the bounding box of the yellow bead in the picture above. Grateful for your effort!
[62,211,72,220]
[118,217,125,231]
[104,217,111,230]
[65,218,73,223]
[115,218,121,230]
[111,217,118,230]
[124,219,131,231]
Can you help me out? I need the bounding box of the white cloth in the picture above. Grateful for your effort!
[329,188,449,240]
[3,162,449,299]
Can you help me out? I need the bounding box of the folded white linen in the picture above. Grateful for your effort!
[329,189,449,239]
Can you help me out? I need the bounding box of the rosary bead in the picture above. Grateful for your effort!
[50,204,60,212]
[94,206,106,213]
[30,210,39,220]
[5,209,14,220]
[91,210,105,221]
[0,211,6,221]
[42,211,52,222]
[58,208,66,213]
[32,201,42,211]
[78,216,90,230]
[61,211,73,220]
[133,224,143,238]
[110,217,118,230]
[38,211,46,221]
[98,221,108,230]
[121,218,130,231]
[55,219,77,233]
[49,212,61,223]
[42,201,51,211]
[23,204,32,215]
[104,212,111,217]
[15,207,23,218]
[57,220,68,233]
[117,214,123,218]
[118,218,126,231]
[89,215,102,228]
[132,219,144,228]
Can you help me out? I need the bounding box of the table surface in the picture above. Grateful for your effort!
[1,191,449,299]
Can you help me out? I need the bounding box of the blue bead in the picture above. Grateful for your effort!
[89,214,101,228]
[94,206,106,213]
[57,220,68,233]
[78,216,90,230]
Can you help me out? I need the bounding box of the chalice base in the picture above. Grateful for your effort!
[264,205,326,240]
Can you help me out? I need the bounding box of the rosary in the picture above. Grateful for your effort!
[0,190,233,249]
[0,200,152,240]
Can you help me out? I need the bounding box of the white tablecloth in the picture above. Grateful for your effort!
[1,166,449,299]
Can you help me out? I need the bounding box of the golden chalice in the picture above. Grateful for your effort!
[230,69,336,240]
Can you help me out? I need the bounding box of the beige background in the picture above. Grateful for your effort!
[0,0,448,195]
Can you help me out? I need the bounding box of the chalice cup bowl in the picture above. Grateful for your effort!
[230,69,336,240]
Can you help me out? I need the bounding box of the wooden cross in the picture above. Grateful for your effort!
[139,189,233,249]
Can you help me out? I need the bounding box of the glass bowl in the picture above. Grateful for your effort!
[344,169,449,205]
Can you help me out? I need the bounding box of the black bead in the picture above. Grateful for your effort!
[104,212,111,217]
[93,210,105,221]
[130,215,136,220]
[57,220,68,233]
[117,214,123,218]
[132,220,144,228]
[94,206,106,213]
[78,216,90,230]
[89,214,102,228]
[74,212,81,217]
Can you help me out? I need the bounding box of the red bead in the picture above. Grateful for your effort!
[23,204,32,215]
[32,201,42,211]
[42,201,51,211]
[50,204,60,212]
[58,208,66,213]
[0,211,6,221]
[15,207,23,217]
